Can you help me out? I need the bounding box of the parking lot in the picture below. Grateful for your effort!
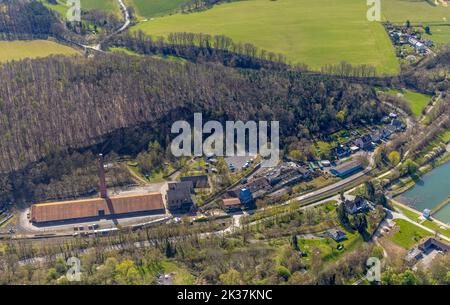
[225,155,255,171]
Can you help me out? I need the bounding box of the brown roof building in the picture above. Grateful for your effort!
[222,198,241,207]
[31,192,165,224]
[222,197,241,212]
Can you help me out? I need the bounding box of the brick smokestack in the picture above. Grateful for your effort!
[98,153,108,198]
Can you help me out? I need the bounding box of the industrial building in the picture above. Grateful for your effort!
[330,160,363,177]
[31,193,165,224]
[222,197,241,212]
[30,154,165,225]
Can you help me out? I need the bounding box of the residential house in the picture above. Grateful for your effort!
[328,228,348,242]
[408,37,427,54]
[370,130,382,144]
[389,112,398,119]
[349,145,360,154]
[405,247,423,263]
[321,160,331,167]
[166,181,194,211]
[181,175,210,189]
[332,145,350,158]
[354,134,373,150]
[381,127,394,140]
[391,119,405,131]
[344,196,371,215]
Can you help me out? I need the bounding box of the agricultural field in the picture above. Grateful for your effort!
[132,0,399,75]
[382,0,450,24]
[0,40,79,63]
[385,89,432,116]
[128,0,190,19]
[388,219,432,249]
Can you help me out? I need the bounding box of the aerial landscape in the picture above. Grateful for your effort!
[0,0,449,291]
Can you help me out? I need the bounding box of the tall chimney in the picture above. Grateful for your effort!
[98,153,108,198]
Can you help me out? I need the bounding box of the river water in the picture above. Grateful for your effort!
[397,161,450,224]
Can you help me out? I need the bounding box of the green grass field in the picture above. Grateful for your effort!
[424,25,450,44]
[0,40,79,63]
[109,46,143,56]
[129,0,190,18]
[389,219,432,249]
[385,89,432,116]
[382,0,450,24]
[132,0,399,74]
[161,260,195,284]
[42,0,119,16]
[298,228,362,264]
[395,203,450,238]
[82,0,119,12]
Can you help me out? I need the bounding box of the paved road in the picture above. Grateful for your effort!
[77,0,130,51]
[115,0,130,34]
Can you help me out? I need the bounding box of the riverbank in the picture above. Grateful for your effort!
[391,199,450,237]
[391,151,450,197]
[394,158,450,224]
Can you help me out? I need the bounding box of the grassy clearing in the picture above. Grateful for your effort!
[41,0,67,15]
[151,54,187,64]
[422,219,450,238]
[133,0,399,74]
[385,89,432,116]
[396,203,422,222]
[424,25,450,45]
[81,0,119,12]
[0,243,6,255]
[0,40,79,63]
[395,202,450,239]
[42,0,119,15]
[109,47,143,56]
[126,162,167,183]
[382,0,450,24]
[161,260,195,284]
[129,0,190,19]
[292,175,340,195]
[298,228,362,264]
[440,129,450,143]
[388,219,432,249]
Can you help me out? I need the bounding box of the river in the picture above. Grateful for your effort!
[397,160,450,224]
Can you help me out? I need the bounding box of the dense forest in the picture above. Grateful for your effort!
[0,0,446,207]
[0,53,383,204]
[180,0,241,13]
[0,0,123,44]
[400,47,450,93]
[106,31,291,71]
[0,0,60,40]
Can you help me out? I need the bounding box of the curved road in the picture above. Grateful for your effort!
[80,0,130,51]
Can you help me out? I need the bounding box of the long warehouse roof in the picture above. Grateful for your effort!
[31,192,164,223]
